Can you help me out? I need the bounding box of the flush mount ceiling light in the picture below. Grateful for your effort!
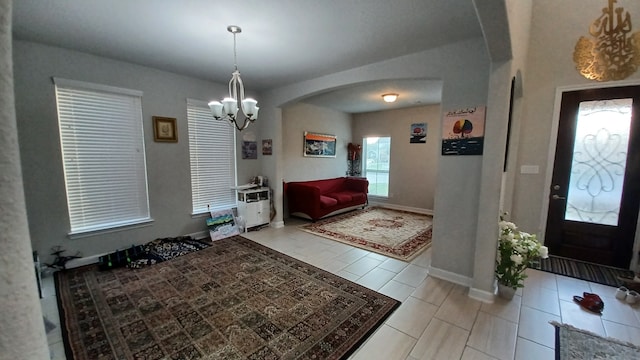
[208,25,259,131]
[382,93,399,103]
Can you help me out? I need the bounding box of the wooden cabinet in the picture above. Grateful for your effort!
[237,187,270,231]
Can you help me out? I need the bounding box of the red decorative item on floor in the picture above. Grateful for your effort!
[573,292,605,314]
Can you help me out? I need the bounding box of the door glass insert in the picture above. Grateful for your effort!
[565,98,632,225]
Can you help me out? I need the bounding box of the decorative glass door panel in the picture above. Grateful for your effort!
[545,86,640,267]
[565,99,632,226]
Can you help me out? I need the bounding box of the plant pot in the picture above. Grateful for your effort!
[497,283,517,300]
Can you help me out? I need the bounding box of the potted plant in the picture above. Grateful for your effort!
[496,216,549,299]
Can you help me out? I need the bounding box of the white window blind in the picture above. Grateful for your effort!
[187,99,237,213]
[54,78,151,235]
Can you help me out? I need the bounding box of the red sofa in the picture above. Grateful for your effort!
[286,177,369,221]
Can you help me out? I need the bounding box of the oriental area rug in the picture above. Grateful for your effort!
[552,321,640,359]
[55,236,400,360]
[300,206,433,261]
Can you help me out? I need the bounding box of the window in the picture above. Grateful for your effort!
[187,99,237,214]
[54,78,150,235]
[363,137,391,197]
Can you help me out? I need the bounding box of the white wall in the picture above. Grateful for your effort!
[353,105,440,211]
[282,102,351,182]
[260,37,491,280]
[13,40,240,263]
[0,1,49,356]
[513,0,640,257]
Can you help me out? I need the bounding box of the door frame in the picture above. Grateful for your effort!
[540,79,640,269]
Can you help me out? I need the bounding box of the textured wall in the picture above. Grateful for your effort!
[282,102,351,182]
[353,105,441,211]
[12,41,232,264]
[0,0,50,358]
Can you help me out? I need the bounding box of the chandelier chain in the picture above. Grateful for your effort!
[233,32,238,72]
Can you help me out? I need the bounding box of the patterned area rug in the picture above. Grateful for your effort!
[532,255,635,288]
[552,321,640,359]
[300,206,432,261]
[55,236,400,359]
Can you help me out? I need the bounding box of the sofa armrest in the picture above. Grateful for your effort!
[345,177,369,193]
[287,183,321,212]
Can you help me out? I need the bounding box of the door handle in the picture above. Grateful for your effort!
[552,194,566,200]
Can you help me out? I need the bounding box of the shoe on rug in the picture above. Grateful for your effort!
[573,293,604,314]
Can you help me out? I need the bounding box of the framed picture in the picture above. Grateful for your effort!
[153,116,178,142]
[242,140,258,159]
[207,208,240,241]
[262,139,273,155]
[410,123,427,143]
[441,106,486,155]
[304,131,337,158]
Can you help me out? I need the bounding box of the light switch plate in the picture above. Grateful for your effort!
[520,165,539,174]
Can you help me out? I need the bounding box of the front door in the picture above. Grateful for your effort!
[545,86,640,268]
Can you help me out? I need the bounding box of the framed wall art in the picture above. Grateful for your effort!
[303,131,337,158]
[441,106,486,155]
[410,123,427,143]
[153,116,178,142]
[262,139,273,155]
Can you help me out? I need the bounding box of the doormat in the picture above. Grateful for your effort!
[300,206,432,261]
[532,255,634,287]
[552,321,640,359]
[55,236,400,359]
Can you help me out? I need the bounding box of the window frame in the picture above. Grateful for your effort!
[362,136,391,198]
[53,77,152,237]
[186,98,238,215]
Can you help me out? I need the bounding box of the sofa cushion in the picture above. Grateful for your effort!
[350,192,367,203]
[319,195,339,208]
[326,192,353,204]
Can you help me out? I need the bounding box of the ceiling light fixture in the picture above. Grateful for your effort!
[208,25,259,131]
[382,93,399,103]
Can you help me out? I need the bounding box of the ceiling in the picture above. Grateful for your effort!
[12,0,483,113]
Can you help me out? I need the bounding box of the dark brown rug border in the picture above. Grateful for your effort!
[54,270,74,360]
[54,236,401,360]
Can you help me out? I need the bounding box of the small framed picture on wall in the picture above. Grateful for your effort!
[153,116,178,143]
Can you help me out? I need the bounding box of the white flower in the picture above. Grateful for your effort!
[539,246,549,259]
[510,254,523,265]
[499,221,517,231]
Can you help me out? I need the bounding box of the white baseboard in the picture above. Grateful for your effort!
[429,266,496,303]
[427,266,473,287]
[468,287,496,303]
[368,201,433,216]
[186,230,209,240]
[271,221,285,228]
[65,253,104,269]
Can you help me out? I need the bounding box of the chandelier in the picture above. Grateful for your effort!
[208,25,259,131]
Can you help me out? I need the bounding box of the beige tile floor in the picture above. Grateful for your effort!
[40,218,640,360]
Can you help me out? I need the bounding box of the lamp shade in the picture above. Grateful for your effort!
[208,101,224,118]
[222,97,238,117]
[241,98,258,118]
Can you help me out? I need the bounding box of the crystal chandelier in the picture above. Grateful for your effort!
[208,25,259,131]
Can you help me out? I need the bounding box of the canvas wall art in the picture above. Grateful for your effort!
[441,106,486,155]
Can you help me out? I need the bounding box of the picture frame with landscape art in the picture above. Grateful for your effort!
[304,131,337,158]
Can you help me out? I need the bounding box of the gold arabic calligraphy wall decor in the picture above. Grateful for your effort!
[573,0,640,81]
